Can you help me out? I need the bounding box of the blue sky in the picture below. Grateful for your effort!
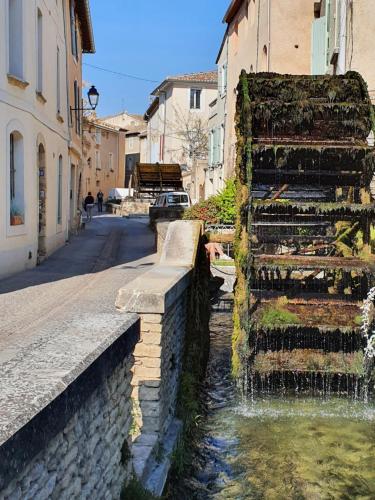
[83,0,229,117]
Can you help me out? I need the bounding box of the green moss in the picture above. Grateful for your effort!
[121,478,161,500]
[259,305,300,327]
[354,315,363,326]
[120,439,131,466]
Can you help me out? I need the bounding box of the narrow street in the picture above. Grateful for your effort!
[0,214,156,363]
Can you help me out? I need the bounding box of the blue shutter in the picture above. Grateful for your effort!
[312,16,328,75]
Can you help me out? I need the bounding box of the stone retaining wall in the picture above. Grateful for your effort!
[0,315,139,500]
[116,220,206,494]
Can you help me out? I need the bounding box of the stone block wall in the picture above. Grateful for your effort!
[0,316,140,500]
[132,294,187,437]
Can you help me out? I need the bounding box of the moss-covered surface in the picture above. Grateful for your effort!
[252,297,362,330]
[234,70,374,388]
[253,350,365,376]
[121,478,161,500]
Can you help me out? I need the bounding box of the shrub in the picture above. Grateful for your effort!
[183,178,236,224]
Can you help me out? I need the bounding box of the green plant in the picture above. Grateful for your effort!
[183,196,220,223]
[217,178,236,224]
[260,305,300,327]
[121,478,160,500]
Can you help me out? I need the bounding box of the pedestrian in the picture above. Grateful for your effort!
[97,190,104,213]
[84,192,95,222]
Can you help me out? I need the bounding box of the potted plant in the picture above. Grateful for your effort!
[10,203,24,226]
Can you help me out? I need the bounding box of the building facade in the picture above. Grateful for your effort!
[64,0,95,232]
[206,32,229,198]
[222,0,313,180]
[144,71,218,202]
[0,0,94,279]
[312,0,375,102]
[82,119,126,201]
[100,112,146,188]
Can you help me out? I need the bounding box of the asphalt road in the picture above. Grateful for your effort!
[0,214,156,361]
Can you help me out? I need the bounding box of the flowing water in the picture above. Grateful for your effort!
[172,311,375,500]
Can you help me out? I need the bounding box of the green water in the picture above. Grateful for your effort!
[208,397,375,499]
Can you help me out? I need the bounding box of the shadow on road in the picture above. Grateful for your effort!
[0,214,156,295]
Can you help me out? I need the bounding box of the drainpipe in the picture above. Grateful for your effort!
[267,0,271,72]
[161,91,167,162]
[337,0,347,74]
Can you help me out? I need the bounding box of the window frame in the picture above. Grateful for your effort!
[190,88,202,110]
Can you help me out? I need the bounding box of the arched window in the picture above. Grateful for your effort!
[57,156,63,224]
[37,8,43,92]
[9,131,24,226]
[8,0,23,78]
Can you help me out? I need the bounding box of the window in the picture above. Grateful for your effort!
[220,65,227,95]
[9,131,24,226]
[8,0,23,78]
[190,88,201,110]
[220,125,225,164]
[95,129,101,144]
[37,9,43,92]
[56,47,61,113]
[57,156,63,224]
[70,0,78,59]
[209,130,214,166]
[108,153,113,170]
[95,151,100,170]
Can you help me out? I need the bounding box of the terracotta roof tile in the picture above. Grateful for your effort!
[168,70,218,83]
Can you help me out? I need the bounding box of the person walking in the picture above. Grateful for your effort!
[84,192,95,222]
[97,190,104,213]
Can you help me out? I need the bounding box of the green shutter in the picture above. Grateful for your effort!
[312,16,328,75]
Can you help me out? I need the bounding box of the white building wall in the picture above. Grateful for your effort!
[0,0,70,278]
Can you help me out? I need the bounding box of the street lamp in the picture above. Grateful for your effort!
[87,85,99,110]
[70,85,100,122]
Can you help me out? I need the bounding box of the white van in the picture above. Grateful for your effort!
[154,192,191,208]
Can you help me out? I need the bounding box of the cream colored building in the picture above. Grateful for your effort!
[82,119,126,201]
[0,0,94,279]
[100,111,146,188]
[64,0,95,232]
[222,0,313,179]
[144,71,218,202]
[312,0,375,102]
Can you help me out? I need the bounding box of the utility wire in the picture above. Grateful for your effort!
[83,62,159,84]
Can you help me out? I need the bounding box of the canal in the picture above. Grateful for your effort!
[170,310,375,499]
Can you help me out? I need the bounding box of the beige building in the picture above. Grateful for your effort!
[101,112,146,188]
[144,71,218,202]
[312,0,375,101]
[222,0,313,179]
[82,118,126,201]
[0,0,93,279]
[65,0,95,232]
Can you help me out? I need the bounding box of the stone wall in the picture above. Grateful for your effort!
[116,220,207,495]
[0,315,139,500]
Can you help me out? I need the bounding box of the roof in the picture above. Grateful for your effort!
[76,0,95,53]
[101,111,144,122]
[223,0,243,24]
[144,97,160,121]
[125,124,146,136]
[151,70,218,96]
[216,28,229,64]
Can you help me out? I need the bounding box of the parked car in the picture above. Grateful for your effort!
[154,192,191,208]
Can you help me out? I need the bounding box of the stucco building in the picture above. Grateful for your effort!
[312,0,375,102]
[82,118,126,201]
[222,0,313,180]
[0,0,94,279]
[100,111,146,188]
[144,71,218,202]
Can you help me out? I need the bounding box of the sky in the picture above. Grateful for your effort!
[83,0,229,118]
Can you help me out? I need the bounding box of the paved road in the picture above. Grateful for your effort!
[0,214,156,361]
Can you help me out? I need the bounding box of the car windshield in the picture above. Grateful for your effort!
[167,194,189,205]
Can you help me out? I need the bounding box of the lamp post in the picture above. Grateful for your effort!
[70,85,100,123]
